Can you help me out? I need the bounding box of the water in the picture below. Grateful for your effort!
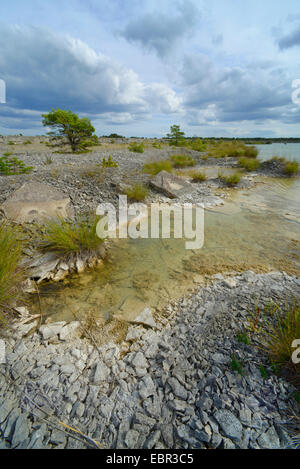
[256,143,300,163]
[31,175,300,324]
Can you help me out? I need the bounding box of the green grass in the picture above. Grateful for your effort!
[284,161,299,176]
[238,157,261,172]
[209,141,258,159]
[231,355,244,375]
[124,183,148,201]
[41,214,105,256]
[170,154,195,168]
[219,171,242,186]
[260,300,300,388]
[188,170,207,182]
[102,155,118,168]
[128,142,144,153]
[236,332,251,345]
[0,221,25,324]
[23,140,32,145]
[144,160,173,176]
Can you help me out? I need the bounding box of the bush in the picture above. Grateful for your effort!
[41,214,105,256]
[244,146,258,158]
[238,157,261,172]
[171,154,195,168]
[188,170,207,182]
[128,142,144,153]
[0,155,33,175]
[102,155,118,168]
[209,141,257,159]
[24,140,32,145]
[144,160,173,175]
[219,172,242,186]
[0,221,25,323]
[125,183,148,201]
[187,138,207,152]
[284,161,299,176]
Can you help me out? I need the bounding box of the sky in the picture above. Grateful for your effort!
[0,0,300,137]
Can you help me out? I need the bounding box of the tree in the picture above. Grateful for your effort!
[42,109,96,153]
[166,125,185,146]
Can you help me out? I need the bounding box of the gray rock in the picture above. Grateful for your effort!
[131,352,149,369]
[124,429,140,448]
[11,414,30,448]
[150,171,196,199]
[139,375,156,399]
[130,308,157,329]
[168,377,188,400]
[93,362,110,384]
[59,322,81,341]
[1,182,74,223]
[0,399,14,424]
[257,426,280,449]
[39,322,66,340]
[214,410,243,441]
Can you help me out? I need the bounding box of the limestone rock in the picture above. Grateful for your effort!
[150,171,196,199]
[1,182,74,223]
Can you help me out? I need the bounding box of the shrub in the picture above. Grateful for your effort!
[125,183,148,201]
[152,141,162,149]
[7,141,15,145]
[188,138,207,152]
[220,172,242,186]
[41,214,105,256]
[244,146,258,158]
[260,301,300,388]
[238,157,261,172]
[0,155,33,175]
[102,155,118,168]
[0,221,25,323]
[209,141,257,159]
[24,140,32,145]
[128,142,144,153]
[284,161,299,176]
[144,160,173,176]
[189,170,207,182]
[171,154,195,168]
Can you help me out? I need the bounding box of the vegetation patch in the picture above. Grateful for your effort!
[102,155,118,168]
[0,155,33,175]
[41,214,105,257]
[0,221,25,324]
[259,300,300,389]
[209,141,258,159]
[238,157,261,172]
[124,183,148,201]
[188,170,207,182]
[128,142,144,153]
[170,154,195,168]
[284,161,299,176]
[144,160,173,175]
[219,171,242,186]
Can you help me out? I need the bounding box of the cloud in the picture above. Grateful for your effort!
[278,25,300,49]
[180,53,295,126]
[121,0,199,57]
[0,24,181,131]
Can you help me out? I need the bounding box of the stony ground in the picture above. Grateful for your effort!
[0,271,299,449]
[0,137,254,215]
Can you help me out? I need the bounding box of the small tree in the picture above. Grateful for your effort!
[42,109,96,153]
[166,125,185,146]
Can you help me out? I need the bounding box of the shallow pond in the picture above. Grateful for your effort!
[31,176,300,324]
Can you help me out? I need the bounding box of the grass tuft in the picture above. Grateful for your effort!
[144,160,173,176]
[41,214,105,256]
[284,161,299,176]
[124,183,148,201]
[238,157,261,172]
[0,221,25,324]
[170,154,195,168]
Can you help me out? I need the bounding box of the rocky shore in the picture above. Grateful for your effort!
[0,271,299,449]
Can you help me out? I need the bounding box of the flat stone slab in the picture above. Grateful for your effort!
[150,170,196,199]
[1,182,74,223]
